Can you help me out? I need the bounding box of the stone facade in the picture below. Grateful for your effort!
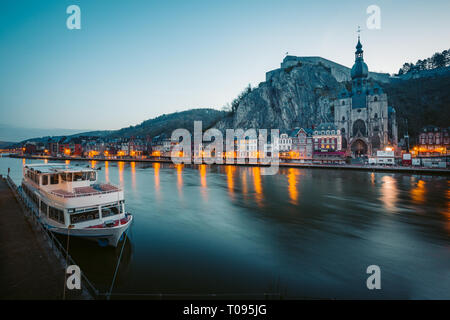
[333,37,398,156]
[416,125,450,155]
[312,123,342,152]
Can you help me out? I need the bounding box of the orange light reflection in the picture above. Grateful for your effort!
[104,161,109,183]
[411,180,426,204]
[118,161,124,186]
[380,175,398,212]
[131,161,136,190]
[253,167,263,206]
[287,168,298,204]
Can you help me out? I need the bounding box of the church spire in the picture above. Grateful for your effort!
[355,26,363,60]
[351,26,369,80]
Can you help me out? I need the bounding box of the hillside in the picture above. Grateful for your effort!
[381,72,450,139]
[108,108,227,139]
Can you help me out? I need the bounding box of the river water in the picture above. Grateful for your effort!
[1,157,449,299]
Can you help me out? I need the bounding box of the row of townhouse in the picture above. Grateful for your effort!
[414,126,450,156]
[20,124,347,164]
[189,123,346,164]
[276,124,346,163]
[22,136,153,158]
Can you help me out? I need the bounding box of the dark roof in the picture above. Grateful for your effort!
[315,123,337,131]
[421,125,439,132]
[351,60,369,79]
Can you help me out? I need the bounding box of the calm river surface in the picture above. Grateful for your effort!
[1,157,449,299]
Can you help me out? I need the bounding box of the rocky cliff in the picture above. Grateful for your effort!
[216,61,345,131]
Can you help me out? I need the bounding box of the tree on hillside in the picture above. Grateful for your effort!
[432,52,446,69]
[397,48,450,75]
[231,84,252,113]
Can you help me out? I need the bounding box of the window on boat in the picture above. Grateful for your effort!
[28,171,39,185]
[50,174,59,185]
[40,201,48,215]
[73,172,84,182]
[101,204,121,218]
[42,175,48,186]
[48,206,64,224]
[23,183,39,206]
[60,173,73,182]
[70,209,100,224]
[89,172,96,181]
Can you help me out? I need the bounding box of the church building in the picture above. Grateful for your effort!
[333,36,398,156]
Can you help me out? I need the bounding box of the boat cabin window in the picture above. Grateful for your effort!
[70,209,100,224]
[40,201,48,215]
[60,173,73,182]
[101,204,121,218]
[73,172,84,181]
[72,172,93,182]
[42,175,48,186]
[48,206,64,224]
[50,174,59,185]
[89,172,96,181]
[23,183,39,205]
[27,170,40,185]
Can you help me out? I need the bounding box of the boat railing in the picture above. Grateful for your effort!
[49,184,122,198]
[5,175,100,299]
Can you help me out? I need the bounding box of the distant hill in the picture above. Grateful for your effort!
[70,130,113,138]
[107,108,227,139]
[11,109,226,144]
[0,141,14,149]
[0,124,87,142]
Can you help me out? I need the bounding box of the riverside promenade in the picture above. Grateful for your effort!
[10,154,450,176]
[0,176,89,299]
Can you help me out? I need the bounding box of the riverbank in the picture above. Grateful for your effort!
[9,154,450,175]
[0,176,91,299]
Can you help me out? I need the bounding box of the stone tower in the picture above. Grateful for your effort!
[334,35,398,156]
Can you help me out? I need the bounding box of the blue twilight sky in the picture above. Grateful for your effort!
[0,0,449,132]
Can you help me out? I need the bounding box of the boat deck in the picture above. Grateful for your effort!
[51,183,120,198]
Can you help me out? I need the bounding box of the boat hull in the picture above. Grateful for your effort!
[44,215,133,247]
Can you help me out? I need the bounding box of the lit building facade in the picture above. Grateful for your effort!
[333,36,398,156]
[416,126,449,155]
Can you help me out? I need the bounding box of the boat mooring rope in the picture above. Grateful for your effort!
[106,228,129,300]
[62,227,71,300]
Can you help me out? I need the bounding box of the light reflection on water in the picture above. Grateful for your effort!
[252,167,263,207]
[131,161,136,191]
[0,157,449,299]
[411,180,426,204]
[104,161,109,183]
[380,175,398,212]
[287,168,298,205]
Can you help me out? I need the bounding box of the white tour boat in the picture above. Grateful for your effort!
[21,163,132,247]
